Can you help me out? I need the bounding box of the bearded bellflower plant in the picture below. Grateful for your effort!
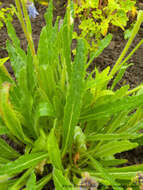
[0,0,143,189]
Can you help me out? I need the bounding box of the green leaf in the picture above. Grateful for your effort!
[91,171,137,180]
[39,65,57,99]
[60,16,73,81]
[0,125,9,135]
[0,58,13,84]
[87,133,142,141]
[91,164,143,180]
[37,102,55,117]
[53,94,64,120]
[34,91,55,136]
[32,130,47,152]
[91,33,112,59]
[100,159,128,167]
[26,47,36,94]
[111,63,133,90]
[10,168,34,190]
[107,112,128,134]
[127,120,143,133]
[0,179,16,190]
[60,1,74,81]
[0,83,32,144]
[95,140,138,158]
[26,171,36,190]
[89,156,123,190]
[18,67,36,138]
[0,138,20,160]
[6,20,20,47]
[0,152,48,176]
[85,66,111,90]
[37,27,48,66]
[114,85,129,98]
[36,174,52,190]
[81,93,143,121]
[44,0,53,31]
[47,127,63,171]
[0,157,10,166]
[74,126,87,153]
[0,182,9,190]
[6,40,26,79]
[0,57,9,67]
[0,174,13,183]
[38,1,59,70]
[62,39,87,156]
[108,163,143,172]
[53,168,74,190]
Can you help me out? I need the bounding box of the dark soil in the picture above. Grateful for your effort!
[0,0,143,188]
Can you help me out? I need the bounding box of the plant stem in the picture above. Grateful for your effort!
[116,39,143,73]
[126,84,143,96]
[110,11,143,77]
[21,0,32,34]
[15,0,35,57]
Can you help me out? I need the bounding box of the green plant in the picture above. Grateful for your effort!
[0,0,143,189]
[34,0,48,6]
[73,0,137,52]
[124,22,135,39]
[0,2,14,30]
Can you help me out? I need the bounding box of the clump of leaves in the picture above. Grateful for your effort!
[0,2,14,29]
[0,0,143,189]
[73,0,137,52]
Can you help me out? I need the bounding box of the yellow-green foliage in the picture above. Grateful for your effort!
[74,0,137,52]
[35,0,48,6]
[0,2,14,30]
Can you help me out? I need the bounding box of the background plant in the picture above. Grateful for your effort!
[73,0,137,52]
[0,2,14,30]
[0,0,143,189]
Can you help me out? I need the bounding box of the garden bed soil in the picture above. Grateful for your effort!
[0,0,143,180]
